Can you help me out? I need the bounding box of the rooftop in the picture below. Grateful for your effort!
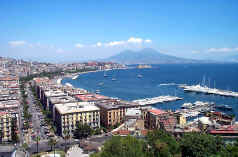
[44,90,66,97]
[49,95,77,104]
[55,102,99,115]
[95,100,139,110]
[149,109,166,115]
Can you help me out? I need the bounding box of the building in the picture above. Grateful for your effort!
[54,102,100,136]
[144,109,177,131]
[95,100,139,128]
[0,112,18,142]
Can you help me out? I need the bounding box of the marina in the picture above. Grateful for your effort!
[133,96,182,106]
[179,84,238,98]
[72,75,79,80]
[179,101,215,118]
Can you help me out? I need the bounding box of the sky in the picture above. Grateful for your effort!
[0,0,238,62]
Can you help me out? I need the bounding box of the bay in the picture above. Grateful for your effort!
[62,64,238,119]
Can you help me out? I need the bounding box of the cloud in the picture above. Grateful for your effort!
[8,40,27,47]
[93,42,102,47]
[105,41,126,47]
[207,47,238,52]
[75,37,152,48]
[127,37,143,44]
[144,39,152,43]
[75,43,84,48]
[95,37,152,47]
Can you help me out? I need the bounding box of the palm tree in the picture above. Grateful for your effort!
[34,136,40,154]
[48,137,57,157]
[0,130,3,143]
[48,137,54,151]
[63,129,70,153]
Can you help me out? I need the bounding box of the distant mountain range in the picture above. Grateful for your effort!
[103,48,209,64]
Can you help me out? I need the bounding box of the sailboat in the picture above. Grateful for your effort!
[104,71,108,77]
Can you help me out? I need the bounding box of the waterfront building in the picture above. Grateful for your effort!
[54,102,100,136]
[144,109,177,131]
[95,100,139,128]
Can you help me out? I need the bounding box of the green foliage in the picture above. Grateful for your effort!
[180,133,227,157]
[90,130,238,157]
[93,128,102,135]
[74,123,93,139]
[11,117,19,144]
[48,137,57,151]
[97,136,149,157]
[146,129,180,156]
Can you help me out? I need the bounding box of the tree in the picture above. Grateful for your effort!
[180,132,226,157]
[34,136,40,154]
[11,118,19,144]
[48,137,57,156]
[0,129,3,143]
[74,123,93,139]
[91,136,149,157]
[146,129,180,157]
[63,129,70,153]
[22,142,29,151]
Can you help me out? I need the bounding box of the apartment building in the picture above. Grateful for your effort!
[0,112,17,142]
[144,109,178,131]
[54,102,100,136]
[95,100,139,128]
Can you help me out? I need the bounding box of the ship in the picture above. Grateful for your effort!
[137,74,143,78]
[137,64,152,69]
[104,71,108,77]
[215,105,232,111]
[98,82,104,86]
[72,75,79,80]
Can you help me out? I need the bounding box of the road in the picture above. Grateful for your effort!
[26,83,48,141]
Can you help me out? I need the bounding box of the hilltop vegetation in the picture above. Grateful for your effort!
[91,130,238,157]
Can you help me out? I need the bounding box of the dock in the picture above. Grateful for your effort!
[133,96,182,106]
[179,101,215,118]
[179,84,238,98]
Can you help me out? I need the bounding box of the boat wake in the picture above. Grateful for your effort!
[159,83,177,86]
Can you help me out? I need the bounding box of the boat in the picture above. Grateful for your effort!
[215,105,232,111]
[95,90,100,94]
[72,75,79,80]
[137,74,143,78]
[112,78,117,81]
[137,64,152,69]
[98,82,104,86]
[104,71,108,77]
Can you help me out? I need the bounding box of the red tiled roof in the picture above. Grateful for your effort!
[149,109,166,115]
[112,130,131,135]
[210,130,238,134]
[141,130,149,136]
[118,130,130,135]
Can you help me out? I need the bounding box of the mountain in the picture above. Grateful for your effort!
[103,48,200,64]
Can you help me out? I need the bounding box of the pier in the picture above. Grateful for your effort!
[179,84,238,98]
[179,101,215,118]
[133,96,182,106]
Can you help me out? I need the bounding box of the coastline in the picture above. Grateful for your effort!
[59,67,130,87]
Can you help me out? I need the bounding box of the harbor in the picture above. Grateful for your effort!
[178,101,215,118]
[133,96,182,106]
[179,84,238,98]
